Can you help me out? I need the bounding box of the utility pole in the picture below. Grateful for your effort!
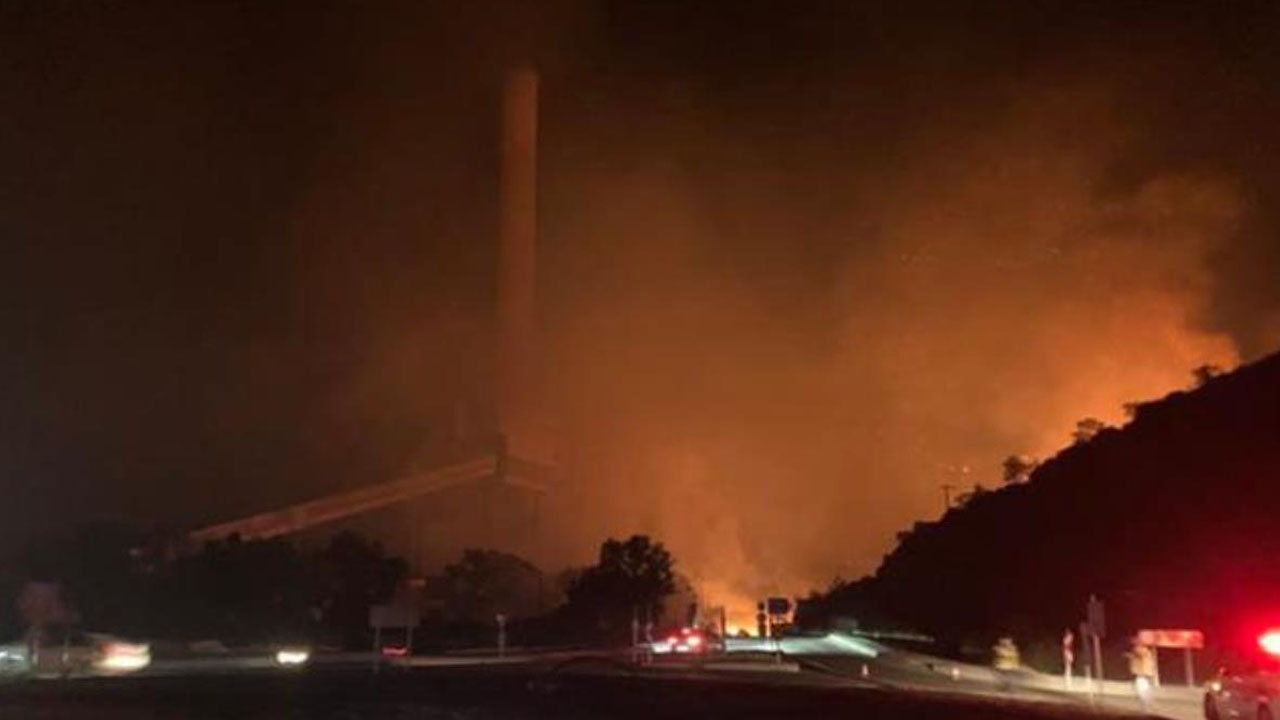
[941,484,956,511]
[940,463,970,513]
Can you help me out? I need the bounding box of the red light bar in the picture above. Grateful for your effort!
[1258,630,1280,656]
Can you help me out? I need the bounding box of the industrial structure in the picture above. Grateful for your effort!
[188,68,553,565]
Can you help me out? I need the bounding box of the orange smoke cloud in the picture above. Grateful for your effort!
[537,82,1244,616]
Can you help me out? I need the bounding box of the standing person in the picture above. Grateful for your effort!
[1062,628,1076,688]
[1127,638,1156,710]
[993,637,1021,692]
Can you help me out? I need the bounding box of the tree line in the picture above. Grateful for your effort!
[0,527,679,652]
[797,355,1280,676]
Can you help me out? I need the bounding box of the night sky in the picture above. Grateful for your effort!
[3,1,1280,604]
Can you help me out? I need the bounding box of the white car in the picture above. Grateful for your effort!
[0,643,30,676]
[31,631,150,677]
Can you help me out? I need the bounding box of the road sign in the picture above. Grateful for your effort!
[1137,629,1204,649]
[369,603,420,629]
[1087,595,1106,638]
[370,602,419,670]
[766,597,792,616]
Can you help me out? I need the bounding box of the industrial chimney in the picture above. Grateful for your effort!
[496,68,538,456]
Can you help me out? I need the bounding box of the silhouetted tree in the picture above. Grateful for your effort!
[1071,417,1107,444]
[1122,401,1143,420]
[162,534,312,643]
[1001,455,1038,484]
[310,532,407,648]
[1192,363,1223,387]
[16,524,147,635]
[565,535,675,642]
[802,351,1280,671]
[16,581,76,646]
[954,483,988,506]
[1,527,414,648]
[430,549,544,623]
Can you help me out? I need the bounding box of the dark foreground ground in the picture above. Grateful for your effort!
[0,664,1151,720]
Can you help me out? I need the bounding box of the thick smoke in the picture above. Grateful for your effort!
[7,1,1272,627]
[537,78,1242,619]
[250,5,1265,624]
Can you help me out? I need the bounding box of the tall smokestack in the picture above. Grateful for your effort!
[497,68,538,453]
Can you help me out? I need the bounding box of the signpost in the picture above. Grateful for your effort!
[1137,628,1204,686]
[1086,595,1106,684]
[1079,620,1095,699]
[496,613,507,658]
[369,602,420,671]
[631,606,640,664]
[765,597,791,663]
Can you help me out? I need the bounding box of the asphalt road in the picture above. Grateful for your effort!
[0,661,1156,720]
[757,633,1203,720]
[0,633,1202,720]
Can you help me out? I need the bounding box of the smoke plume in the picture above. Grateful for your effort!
[537,75,1243,615]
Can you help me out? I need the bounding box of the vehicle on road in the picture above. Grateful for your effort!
[0,643,30,676]
[274,647,311,667]
[1204,630,1280,720]
[651,627,720,655]
[31,631,151,677]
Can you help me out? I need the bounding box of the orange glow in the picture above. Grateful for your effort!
[543,100,1244,604]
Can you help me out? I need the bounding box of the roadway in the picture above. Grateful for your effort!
[757,632,1204,720]
[0,660,1154,720]
[0,633,1203,719]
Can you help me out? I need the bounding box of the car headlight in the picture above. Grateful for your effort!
[97,643,151,672]
[275,649,310,666]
